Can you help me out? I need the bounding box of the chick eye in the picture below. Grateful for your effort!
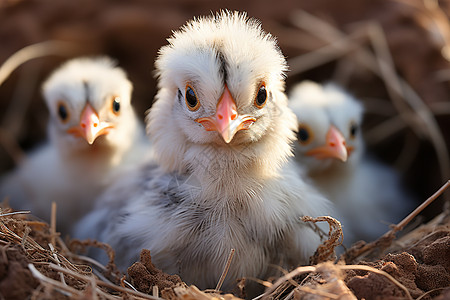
[349,122,358,139]
[297,124,313,145]
[112,96,121,115]
[185,85,200,111]
[254,83,267,109]
[57,101,69,123]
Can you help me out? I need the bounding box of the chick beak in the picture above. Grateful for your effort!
[195,85,256,143]
[306,125,348,162]
[67,104,114,145]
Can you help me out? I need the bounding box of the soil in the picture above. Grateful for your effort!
[0,204,448,299]
[127,249,183,294]
[0,244,38,299]
[0,0,449,299]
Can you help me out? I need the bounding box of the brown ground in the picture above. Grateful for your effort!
[0,0,449,299]
[0,0,449,212]
[345,226,450,299]
[0,202,448,299]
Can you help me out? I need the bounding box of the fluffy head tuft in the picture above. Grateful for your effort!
[155,11,287,91]
[148,10,295,175]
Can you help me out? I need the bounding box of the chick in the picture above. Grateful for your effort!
[75,11,331,292]
[289,81,412,244]
[0,57,149,234]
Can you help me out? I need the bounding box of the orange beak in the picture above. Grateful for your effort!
[306,126,348,162]
[195,85,256,143]
[67,104,114,145]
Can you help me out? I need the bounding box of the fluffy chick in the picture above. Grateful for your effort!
[0,57,149,234]
[289,81,413,244]
[75,12,331,292]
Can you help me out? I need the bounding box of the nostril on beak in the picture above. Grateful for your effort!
[329,142,336,147]
[81,123,86,128]
[218,114,223,120]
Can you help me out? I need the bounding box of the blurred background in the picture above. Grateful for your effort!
[0,0,449,220]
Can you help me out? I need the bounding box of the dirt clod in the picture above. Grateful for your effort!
[127,249,183,295]
[0,245,38,299]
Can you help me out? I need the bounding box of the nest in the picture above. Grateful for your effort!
[0,0,449,299]
[0,181,449,299]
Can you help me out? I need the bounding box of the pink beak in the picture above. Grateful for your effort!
[67,104,114,144]
[195,85,256,143]
[306,125,348,162]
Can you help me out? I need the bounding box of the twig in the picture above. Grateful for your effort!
[69,239,118,274]
[262,263,412,300]
[153,285,159,297]
[215,248,235,292]
[367,23,450,182]
[392,0,450,61]
[293,286,340,299]
[122,279,138,292]
[0,40,78,86]
[269,264,299,289]
[302,216,343,264]
[287,38,357,74]
[344,180,450,261]
[416,287,447,300]
[21,226,31,250]
[394,180,450,232]
[48,263,163,299]
[252,294,264,300]
[0,210,31,217]
[28,263,82,298]
[262,266,317,296]
[56,235,70,253]
[51,202,56,247]
[69,253,108,272]
[364,115,409,145]
[89,284,115,300]
[0,220,46,252]
[48,243,66,286]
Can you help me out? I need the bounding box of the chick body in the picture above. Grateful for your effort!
[289,81,413,244]
[75,12,331,292]
[0,57,150,234]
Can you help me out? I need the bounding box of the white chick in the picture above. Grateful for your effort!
[0,57,149,234]
[75,11,331,292]
[288,81,412,245]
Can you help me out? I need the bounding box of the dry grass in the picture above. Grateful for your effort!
[343,179,450,263]
[284,9,450,186]
[0,2,449,299]
[0,179,446,299]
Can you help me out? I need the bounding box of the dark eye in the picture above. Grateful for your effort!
[297,124,313,145]
[112,96,121,115]
[349,122,358,139]
[57,102,69,122]
[254,83,267,108]
[185,85,200,111]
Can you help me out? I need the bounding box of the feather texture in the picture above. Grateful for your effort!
[0,57,150,234]
[75,12,331,292]
[289,81,413,245]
